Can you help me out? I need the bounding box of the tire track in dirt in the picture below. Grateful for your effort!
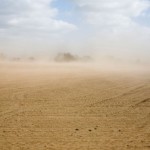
[87,84,146,108]
[133,98,150,107]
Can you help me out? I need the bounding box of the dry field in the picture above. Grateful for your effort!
[0,62,150,150]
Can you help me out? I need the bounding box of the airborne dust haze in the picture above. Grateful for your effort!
[0,0,150,68]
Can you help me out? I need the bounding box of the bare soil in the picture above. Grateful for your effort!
[0,62,150,150]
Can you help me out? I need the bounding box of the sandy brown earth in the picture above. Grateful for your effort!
[0,62,150,150]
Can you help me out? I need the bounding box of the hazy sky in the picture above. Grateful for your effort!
[0,0,150,61]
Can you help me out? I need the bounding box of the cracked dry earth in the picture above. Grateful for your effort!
[0,63,150,150]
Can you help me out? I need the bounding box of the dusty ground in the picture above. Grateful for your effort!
[0,62,150,150]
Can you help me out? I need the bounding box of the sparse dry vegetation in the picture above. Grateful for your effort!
[0,53,6,61]
[54,52,92,62]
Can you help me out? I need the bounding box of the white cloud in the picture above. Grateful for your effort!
[68,0,150,61]
[74,0,150,31]
[0,0,77,37]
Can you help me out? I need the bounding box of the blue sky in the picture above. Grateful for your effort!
[52,0,74,12]
[52,0,85,28]
[53,0,150,28]
[133,8,150,27]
